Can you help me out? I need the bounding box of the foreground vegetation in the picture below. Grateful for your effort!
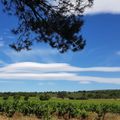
[0,90,120,120]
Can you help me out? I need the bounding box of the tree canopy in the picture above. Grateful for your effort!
[1,0,93,53]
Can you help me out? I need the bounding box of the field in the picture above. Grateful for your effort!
[0,96,120,120]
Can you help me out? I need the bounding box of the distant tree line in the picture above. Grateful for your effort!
[0,90,120,100]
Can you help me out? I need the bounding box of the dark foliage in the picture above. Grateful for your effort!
[1,0,93,53]
[57,91,68,99]
[2,95,9,100]
[13,94,20,100]
[0,90,120,100]
[24,95,29,101]
[39,94,51,100]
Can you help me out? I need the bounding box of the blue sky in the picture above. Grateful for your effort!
[0,0,120,92]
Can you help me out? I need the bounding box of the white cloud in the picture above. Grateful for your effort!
[77,67,120,72]
[0,62,80,73]
[0,62,120,84]
[1,62,120,73]
[79,81,91,84]
[85,0,120,14]
[0,72,120,84]
[51,0,120,15]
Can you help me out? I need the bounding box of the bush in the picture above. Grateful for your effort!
[39,94,51,101]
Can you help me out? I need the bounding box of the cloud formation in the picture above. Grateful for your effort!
[0,62,120,84]
[85,0,120,14]
[1,62,120,73]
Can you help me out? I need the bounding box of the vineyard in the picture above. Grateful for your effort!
[0,96,120,120]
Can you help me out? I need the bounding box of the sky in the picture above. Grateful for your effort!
[0,0,120,92]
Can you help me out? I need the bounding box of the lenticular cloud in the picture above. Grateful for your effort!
[0,62,120,84]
